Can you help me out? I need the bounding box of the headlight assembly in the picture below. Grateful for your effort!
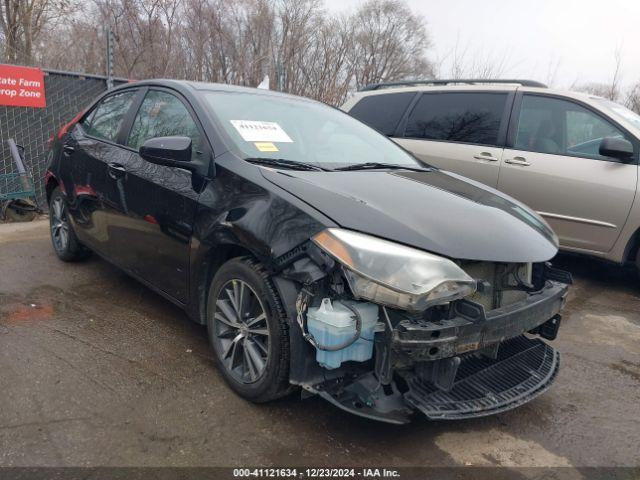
[312,228,476,312]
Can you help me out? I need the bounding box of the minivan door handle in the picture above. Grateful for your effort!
[107,162,127,179]
[504,157,531,166]
[473,152,499,161]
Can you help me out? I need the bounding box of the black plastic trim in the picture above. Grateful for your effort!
[405,336,559,420]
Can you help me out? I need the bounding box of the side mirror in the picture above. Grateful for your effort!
[599,137,634,162]
[139,136,195,170]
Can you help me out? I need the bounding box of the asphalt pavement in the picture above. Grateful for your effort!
[1,221,639,468]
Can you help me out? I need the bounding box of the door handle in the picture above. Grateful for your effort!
[505,156,531,166]
[63,144,75,155]
[107,162,127,179]
[473,152,499,161]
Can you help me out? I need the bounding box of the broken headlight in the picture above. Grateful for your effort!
[312,228,476,312]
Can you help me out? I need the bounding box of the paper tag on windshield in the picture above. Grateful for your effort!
[230,120,293,143]
[255,142,279,152]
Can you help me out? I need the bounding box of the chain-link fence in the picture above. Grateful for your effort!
[0,68,126,208]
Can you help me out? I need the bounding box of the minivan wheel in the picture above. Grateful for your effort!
[49,187,91,262]
[206,257,292,402]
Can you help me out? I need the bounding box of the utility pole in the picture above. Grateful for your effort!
[105,27,114,89]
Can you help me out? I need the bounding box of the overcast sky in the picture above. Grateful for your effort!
[324,0,640,89]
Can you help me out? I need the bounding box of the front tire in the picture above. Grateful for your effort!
[49,187,90,262]
[206,257,292,402]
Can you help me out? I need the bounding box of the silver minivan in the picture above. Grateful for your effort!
[342,80,640,270]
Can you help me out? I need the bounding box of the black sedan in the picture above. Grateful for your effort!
[45,80,570,423]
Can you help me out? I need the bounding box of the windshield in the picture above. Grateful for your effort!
[202,91,423,170]
[595,98,640,130]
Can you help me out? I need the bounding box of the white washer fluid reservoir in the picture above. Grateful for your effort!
[306,298,379,369]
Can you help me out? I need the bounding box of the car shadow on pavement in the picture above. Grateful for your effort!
[552,252,638,289]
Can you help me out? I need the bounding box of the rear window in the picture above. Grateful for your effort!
[348,92,416,136]
[404,92,508,146]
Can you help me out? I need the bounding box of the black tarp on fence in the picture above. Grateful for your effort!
[0,68,126,207]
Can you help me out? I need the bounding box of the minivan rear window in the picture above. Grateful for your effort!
[348,92,416,136]
[404,92,508,146]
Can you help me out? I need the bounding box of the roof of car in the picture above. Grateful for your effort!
[348,81,604,104]
[360,79,548,90]
[114,78,312,101]
[113,79,609,115]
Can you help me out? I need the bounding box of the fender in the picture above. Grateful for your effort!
[186,156,335,324]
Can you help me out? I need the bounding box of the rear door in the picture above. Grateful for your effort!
[394,91,512,188]
[109,88,210,302]
[62,89,139,254]
[498,93,638,253]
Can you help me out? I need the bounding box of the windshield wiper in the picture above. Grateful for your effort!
[334,162,430,172]
[245,157,328,171]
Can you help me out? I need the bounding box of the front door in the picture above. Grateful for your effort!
[108,88,208,302]
[498,94,638,253]
[395,91,512,188]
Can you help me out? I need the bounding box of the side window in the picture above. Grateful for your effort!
[79,109,96,130]
[82,90,137,142]
[348,92,416,136]
[515,95,626,160]
[127,90,203,152]
[404,92,508,146]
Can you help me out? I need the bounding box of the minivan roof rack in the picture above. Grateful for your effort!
[359,79,548,91]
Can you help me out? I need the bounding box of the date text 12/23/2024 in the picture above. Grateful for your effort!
[233,469,400,478]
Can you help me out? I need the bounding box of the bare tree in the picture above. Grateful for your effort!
[435,35,512,80]
[37,13,103,73]
[296,15,353,105]
[625,81,640,114]
[608,45,623,101]
[273,0,324,92]
[348,0,433,89]
[2,0,438,106]
[572,46,623,101]
[544,56,562,88]
[0,0,71,64]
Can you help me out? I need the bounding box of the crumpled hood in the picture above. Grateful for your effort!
[261,168,558,263]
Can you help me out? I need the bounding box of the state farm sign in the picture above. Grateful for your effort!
[0,64,46,108]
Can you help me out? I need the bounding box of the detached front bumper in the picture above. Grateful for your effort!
[405,335,559,419]
[396,280,568,420]
[393,280,568,362]
[314,280,569,424]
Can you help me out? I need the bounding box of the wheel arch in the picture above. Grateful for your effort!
[622,226,640,266]
[44,172,60,204]
[191,242,259,325]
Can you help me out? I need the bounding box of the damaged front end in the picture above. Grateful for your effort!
[276,228,571,424]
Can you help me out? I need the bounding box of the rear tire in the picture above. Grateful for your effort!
[206,256,292,402]
[49,187,91,262]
